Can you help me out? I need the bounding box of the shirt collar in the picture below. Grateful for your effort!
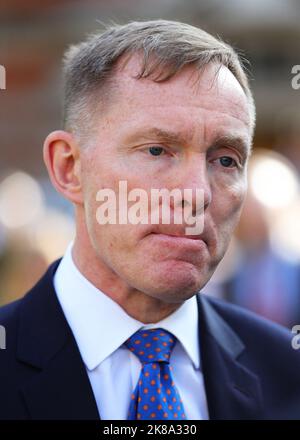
[54,243,201,371]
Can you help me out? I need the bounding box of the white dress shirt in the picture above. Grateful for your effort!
[53,243,209,420]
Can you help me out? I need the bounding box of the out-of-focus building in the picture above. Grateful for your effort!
[1,0,300,175]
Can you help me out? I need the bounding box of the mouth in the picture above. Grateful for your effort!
[148,232,208,250]
[147,227,208,243]
[161,233,204,240]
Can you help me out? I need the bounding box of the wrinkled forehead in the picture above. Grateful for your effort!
[115,52,243,94]
[114,54,249,113]
[108,54,252,133]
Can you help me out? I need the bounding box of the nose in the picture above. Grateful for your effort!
[174,153,212,217]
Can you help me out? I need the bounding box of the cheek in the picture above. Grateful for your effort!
[226,179,247,219]
[211,178,247,239]
[213,171,246,211]
[206,180,246,270]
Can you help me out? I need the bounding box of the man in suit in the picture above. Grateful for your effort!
[1,19,300,420]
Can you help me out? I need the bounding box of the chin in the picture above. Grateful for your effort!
[140,260,209,303]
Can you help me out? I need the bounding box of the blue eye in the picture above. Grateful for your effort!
[149,146,164,156]
[219,156,236,167]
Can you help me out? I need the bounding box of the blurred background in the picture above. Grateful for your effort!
[1,0,300,328]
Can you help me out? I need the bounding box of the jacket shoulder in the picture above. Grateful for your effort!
[201,294,300,388]
[0,298,23,333]
[203,294,293,343]
[0,259,62,351]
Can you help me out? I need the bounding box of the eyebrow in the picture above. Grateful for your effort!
[125,127,251,157]
[124,127,193,145]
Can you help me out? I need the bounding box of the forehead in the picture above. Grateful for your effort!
[90,55,253,154]
[110,53,251,130]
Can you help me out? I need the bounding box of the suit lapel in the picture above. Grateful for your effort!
[17,260,100,420]
[197,294,263,420]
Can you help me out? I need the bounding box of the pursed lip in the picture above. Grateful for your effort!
[147,228,208,244]
[152,232,204,240]
[148,232,208,249]
[161,233,202,240]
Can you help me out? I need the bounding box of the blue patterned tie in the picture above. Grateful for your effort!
[125,328,186,420]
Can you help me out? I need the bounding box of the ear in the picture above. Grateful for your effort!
[43,130,83,205]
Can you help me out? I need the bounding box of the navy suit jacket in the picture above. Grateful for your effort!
[0,260,300,420]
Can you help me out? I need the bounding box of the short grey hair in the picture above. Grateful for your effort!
[63,19,255,143]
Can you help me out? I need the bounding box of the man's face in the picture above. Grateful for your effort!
[79,57,252,303]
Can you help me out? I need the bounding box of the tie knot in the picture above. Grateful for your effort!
[125,328,176,364]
